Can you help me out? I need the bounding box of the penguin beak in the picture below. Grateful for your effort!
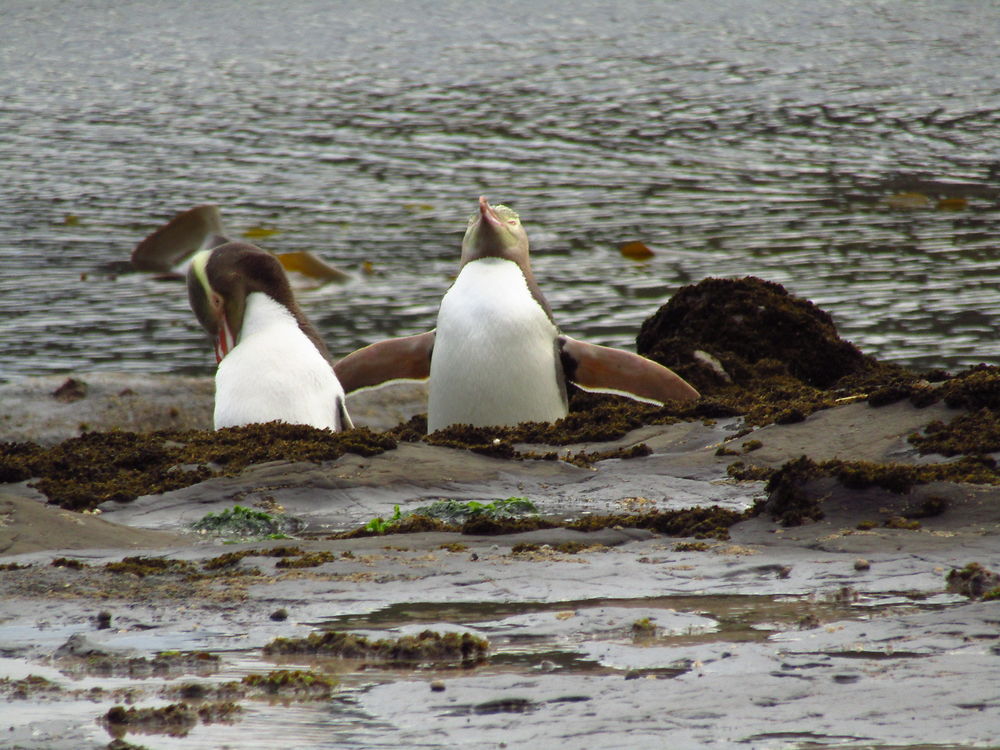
[214,314,236,363]
[479,195,502,229]
[461,195,526,265]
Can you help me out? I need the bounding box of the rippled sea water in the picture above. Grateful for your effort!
[1,0,998,381]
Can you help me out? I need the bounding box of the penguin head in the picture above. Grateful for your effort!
[187,242,296,362]
[460,196,530,267]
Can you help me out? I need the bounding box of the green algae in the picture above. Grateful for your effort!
[263,629,489,667]
[0,423,396,512]
[346,497,541,538]
[191,505,302,539]
[415,497,539,522]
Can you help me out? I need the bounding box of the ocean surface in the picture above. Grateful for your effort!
[1,0,999,381]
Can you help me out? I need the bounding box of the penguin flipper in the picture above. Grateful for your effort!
[132,205,228,272]
[559,336,699,404]
[334,331,435,394]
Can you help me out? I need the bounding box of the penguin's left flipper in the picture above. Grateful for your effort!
[559,336,699,404]
[334,331,436,394]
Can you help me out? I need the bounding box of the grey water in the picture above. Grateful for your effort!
[1,0,999,382]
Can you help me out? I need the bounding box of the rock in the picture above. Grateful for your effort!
[636,276,871,392]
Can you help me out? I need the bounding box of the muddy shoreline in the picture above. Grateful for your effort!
[2,367,999,749]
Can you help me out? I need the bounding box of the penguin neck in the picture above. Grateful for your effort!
[238,293,317,352]
[457,257,554,322]
[234,291,330,361]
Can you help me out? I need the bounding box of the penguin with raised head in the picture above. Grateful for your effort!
[334,196,698,432]
[187,242,353,431]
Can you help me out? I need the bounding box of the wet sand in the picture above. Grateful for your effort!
[1,375,998,749]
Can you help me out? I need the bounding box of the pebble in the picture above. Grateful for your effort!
[854,558,871,571]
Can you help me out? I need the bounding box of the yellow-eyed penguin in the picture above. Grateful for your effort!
[334,196,697,432]
[133,206,352,430]
[187,243,352,431]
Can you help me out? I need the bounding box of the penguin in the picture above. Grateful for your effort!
[187,242,353,431]
[334,196,698,432]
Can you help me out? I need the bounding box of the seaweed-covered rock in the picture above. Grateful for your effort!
[636,276,872,392]
[938,365,1000,410]
[946,562,1000,600]
[0,423,397,511]
[263,629,489,666]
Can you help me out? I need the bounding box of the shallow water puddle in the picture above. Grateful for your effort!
[0,591,971,749]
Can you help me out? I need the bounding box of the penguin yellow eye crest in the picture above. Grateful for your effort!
[191,249,214,298]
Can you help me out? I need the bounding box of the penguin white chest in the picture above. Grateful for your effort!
[428,258,566,431]
[214,293,347,431]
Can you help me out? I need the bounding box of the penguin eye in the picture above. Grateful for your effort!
[494,205,520,224]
